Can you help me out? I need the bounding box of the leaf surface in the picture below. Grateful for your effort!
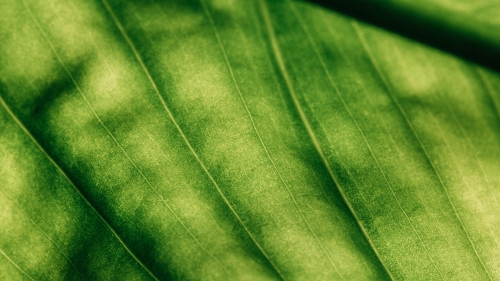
[1,0,500,280]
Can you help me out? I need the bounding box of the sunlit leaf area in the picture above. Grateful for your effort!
[1,0,500,280]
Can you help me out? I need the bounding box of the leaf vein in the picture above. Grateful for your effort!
[20,1,160,279]
[0,189,86,281]
[352,20,493,280]
[31,0,230,275]
[288,5,443,278]
[201,0,341,278]
[100,0,283,279]
[0,247,35,281]
[0,93,157,280]
[258,0,394,279]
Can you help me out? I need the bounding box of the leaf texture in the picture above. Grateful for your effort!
[1,0,500,280]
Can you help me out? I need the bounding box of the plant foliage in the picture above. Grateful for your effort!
[1,0,500,280]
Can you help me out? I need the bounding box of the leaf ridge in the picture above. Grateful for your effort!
[352,20,493,280]
[0,247,35,281]
[200,0,344,278]
[99,0,285,279]
[257,0,394,279]
[0,189,86,281]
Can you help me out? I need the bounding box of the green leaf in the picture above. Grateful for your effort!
[1,0,499,280]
